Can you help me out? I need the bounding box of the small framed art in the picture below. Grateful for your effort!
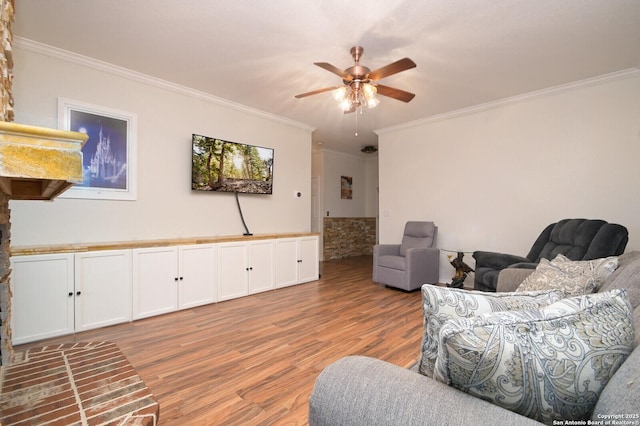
[341,176,352,200]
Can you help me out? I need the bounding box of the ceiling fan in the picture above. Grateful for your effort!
[295,46,416,113]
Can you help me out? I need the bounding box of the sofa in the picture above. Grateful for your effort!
[308,251,640,426]
[473,218,629,292]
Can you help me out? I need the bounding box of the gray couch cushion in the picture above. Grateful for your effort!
[591,345,640,422]
[599,251,640,309]
[399,221,435,257]
[309,356,542,426]
[378,255,406,271]
[598,251,640,347]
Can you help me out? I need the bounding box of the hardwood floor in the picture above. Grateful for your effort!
[13,255,424,425]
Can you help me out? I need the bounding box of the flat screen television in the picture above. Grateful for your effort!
[192,134,274,194]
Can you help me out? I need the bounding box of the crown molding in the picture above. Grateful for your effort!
[375,67,640,135]
[13,37,315,133]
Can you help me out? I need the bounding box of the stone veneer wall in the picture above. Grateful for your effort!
[0,191,10,364]
[323,217,376,260]
[1,0,14,121]
[0,0,14,365]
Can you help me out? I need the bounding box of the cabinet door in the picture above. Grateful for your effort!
[298,237,319,283]
[178,244,217,309]
[217,243,248,301]
[74,250,132,332]
[10,254,75,344]
[248,240,274,294]
[132,246,179,320]
[275,239,299,288]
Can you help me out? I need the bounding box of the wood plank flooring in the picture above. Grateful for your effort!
[13,255,425,425]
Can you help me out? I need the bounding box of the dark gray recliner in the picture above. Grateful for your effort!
[473,218,629,292]
[373,221,440,291]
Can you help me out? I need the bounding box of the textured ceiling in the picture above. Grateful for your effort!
[12,0,640,156]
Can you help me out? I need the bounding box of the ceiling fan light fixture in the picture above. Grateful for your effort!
[338,98,352,111]
[296,45,416,115]
[332,86,348,101]
[362,83,376,98]
[362,83,379,109]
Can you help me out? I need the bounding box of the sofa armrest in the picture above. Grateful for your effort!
[405,247,440,284]
[509,262,538,269]
[373,244,401,257]
[473,251,529,269]
[373,244,401,282]
[496,268,535,292]
[309,356,542,426]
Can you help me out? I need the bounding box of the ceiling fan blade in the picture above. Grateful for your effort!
[375,84,416,102]
[367,58,416,81]
[295,86,342,98]
[314,62,353,81]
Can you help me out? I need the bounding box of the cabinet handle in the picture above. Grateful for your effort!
[76,291,81,296]
[68,292,73,297]
[298,259,303,263]
[179,277,184,281]
[174,277,179,281]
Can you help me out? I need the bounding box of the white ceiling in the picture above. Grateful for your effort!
[13,0,640,156]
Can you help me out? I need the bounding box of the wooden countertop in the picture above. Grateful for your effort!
[11,232,320,256]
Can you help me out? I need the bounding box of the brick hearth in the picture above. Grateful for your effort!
[0,341,159,425]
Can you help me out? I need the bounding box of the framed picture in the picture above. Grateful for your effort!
[58,98,137,200]
[341,176,352,199]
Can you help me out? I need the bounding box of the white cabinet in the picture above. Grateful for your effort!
[132,244,216,320]
[178,244,217,309]
[11,253,75,345]
[274,239,298,288]
[248,240,275,295]
[218,240,274,301]
[74,250,131,332]
[132,246,179,320]
[10,234,316,344]
[11,250,134,344]
[298,236,320,283]
[217,242,248,301]
[275,236,319,288]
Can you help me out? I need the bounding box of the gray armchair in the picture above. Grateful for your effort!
[373,221,440,291]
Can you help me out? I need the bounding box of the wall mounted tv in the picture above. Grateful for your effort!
[192,134,274,195]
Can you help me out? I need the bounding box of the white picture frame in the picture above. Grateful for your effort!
[58,98,137,200]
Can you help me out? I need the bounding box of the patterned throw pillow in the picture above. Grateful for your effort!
[434,289,635,424]
[418,285,563,377]
[516,254,619,297]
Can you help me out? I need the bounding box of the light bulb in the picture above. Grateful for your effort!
[367,96,380,109]
[338,99,352,111]
[332,86,347,101]
[362,83,377,98]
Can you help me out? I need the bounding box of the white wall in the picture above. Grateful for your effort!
[9,44,314,246]
[364,155,379,218]
[320,149,374,218]
[377,71,640,283]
